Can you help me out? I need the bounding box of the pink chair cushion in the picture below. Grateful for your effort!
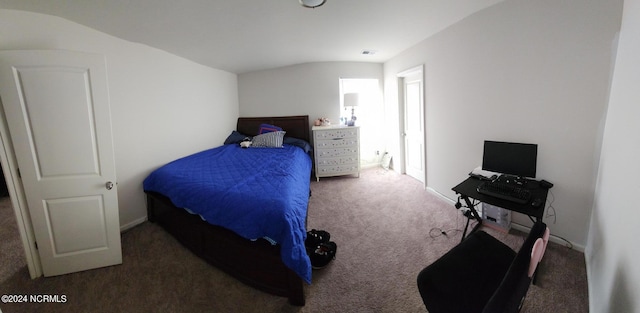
[528,239,544,277]
[528,227,550,277]
[540,227,550,259]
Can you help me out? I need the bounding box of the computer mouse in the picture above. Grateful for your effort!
[531,198,543,207]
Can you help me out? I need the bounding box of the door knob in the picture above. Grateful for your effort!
[106,181,114,190]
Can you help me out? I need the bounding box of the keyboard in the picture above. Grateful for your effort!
[477,181,531,204]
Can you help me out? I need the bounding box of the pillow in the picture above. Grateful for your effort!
[224,130,251,145]
[283,137,312,153]
[258,123,283,134]
[252,131,286,148]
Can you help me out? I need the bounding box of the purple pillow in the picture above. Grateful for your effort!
[258,123,283,134]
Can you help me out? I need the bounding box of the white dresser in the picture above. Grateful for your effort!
[312,125,360,181]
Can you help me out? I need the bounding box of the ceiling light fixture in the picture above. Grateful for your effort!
[299,0,326,8]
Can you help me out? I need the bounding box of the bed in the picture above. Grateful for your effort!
[143,115,312,306]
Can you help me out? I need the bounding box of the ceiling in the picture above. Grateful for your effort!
[0,0,504,74]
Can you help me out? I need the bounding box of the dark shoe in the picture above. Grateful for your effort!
[305,229,330,249]
[309,241,337,269]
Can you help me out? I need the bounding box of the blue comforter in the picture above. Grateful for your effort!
[143,144,312,283]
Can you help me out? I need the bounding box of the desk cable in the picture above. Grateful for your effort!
[543,190,574,249]
[429,196,479,239]
[544,189,557,224]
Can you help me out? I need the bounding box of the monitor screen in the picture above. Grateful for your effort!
[482,140,538,178]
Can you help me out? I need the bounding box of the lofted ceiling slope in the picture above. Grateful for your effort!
[0,0,504,74]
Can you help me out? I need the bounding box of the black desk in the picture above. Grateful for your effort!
[452,177,549,241]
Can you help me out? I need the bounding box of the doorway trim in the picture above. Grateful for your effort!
[0,98,42,278]
[397,65,426,186]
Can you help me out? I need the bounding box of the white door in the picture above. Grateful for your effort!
[0,50,122,276]
[402,71,425,183]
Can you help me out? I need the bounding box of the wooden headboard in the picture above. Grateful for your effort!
[237,115,310,143]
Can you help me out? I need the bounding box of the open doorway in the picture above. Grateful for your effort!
[397,65,425,184]
[0,75,42,280]
[0,191,26,281]
[0,161,28,282]
[0,97,35,281]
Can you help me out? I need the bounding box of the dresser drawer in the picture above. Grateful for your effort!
[316,155,359,166]
[316,164,360,176]
[316,147,358,158]
[315,137,358,149]
[314,128,358,140]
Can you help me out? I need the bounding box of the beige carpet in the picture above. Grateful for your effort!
[0,168,588,312]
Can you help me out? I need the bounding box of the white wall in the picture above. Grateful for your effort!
[383,0,622,248]
[0,10,239,229]
[587,0,640,311]
[238,62,384,166]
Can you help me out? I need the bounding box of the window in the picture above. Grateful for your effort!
[339,78,384,167]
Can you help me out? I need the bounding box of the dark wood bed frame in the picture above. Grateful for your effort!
[146,115,310,306]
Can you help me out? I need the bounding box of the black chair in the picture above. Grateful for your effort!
[417,222,548,313]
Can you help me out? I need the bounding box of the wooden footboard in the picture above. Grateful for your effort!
[146,191,305,306]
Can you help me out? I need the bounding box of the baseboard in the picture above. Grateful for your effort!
[361,163,381,170]
[120,216,147,232]
[510,222,585,252]
[426,186,455,204]
[584,245,594,312]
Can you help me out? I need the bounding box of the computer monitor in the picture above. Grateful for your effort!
[482,140,538,178]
